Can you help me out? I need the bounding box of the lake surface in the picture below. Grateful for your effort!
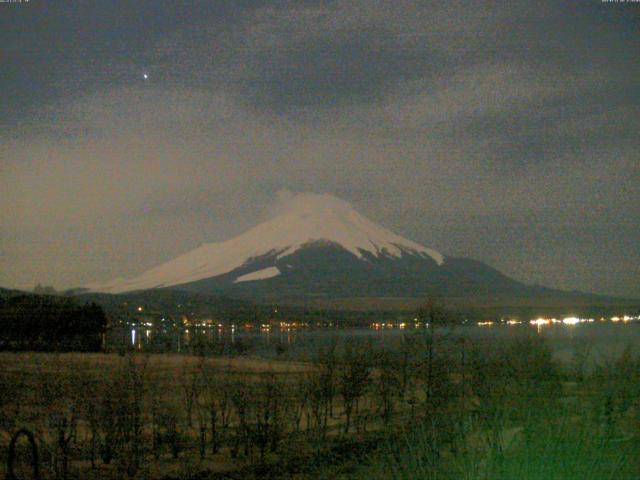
[108,319,640,365]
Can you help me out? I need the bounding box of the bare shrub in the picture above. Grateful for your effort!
[373,350,402,426]
[339,340,371,434]
[199,361,233,455]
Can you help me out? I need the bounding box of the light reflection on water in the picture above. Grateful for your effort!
[111,320,640,364]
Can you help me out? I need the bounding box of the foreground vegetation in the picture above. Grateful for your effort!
[1,330,640,479]
[357,339,640,479]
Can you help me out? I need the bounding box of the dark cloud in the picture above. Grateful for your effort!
[1,0,638,297]
[235,24,433,109]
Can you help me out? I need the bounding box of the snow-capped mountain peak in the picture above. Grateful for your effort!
[91,192,443,293]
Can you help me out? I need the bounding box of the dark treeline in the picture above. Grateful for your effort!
[0,294,106,351]
[78,288,638,327]
[79,289,413,330]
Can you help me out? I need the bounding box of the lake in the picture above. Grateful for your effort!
[107,317,640,366]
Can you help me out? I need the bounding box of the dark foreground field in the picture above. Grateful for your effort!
[2,332,640,479]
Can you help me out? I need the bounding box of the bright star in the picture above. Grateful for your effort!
[143,73,149,80]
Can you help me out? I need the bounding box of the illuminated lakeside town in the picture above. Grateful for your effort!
[117,306,640,351]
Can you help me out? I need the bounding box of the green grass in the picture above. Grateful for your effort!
[357,405,639,480]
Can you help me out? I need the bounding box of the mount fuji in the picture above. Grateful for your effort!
[89,192,596,306]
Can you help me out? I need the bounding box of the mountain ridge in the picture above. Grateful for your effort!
[87,192,637,311]
[90,192,444,294]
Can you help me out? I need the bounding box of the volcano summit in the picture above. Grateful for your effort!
[91,192,599,306]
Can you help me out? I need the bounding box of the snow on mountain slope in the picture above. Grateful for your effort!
[91,192,444,293]
[235,266,281,283]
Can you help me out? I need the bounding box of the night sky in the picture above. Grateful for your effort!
[1,1,638,298]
